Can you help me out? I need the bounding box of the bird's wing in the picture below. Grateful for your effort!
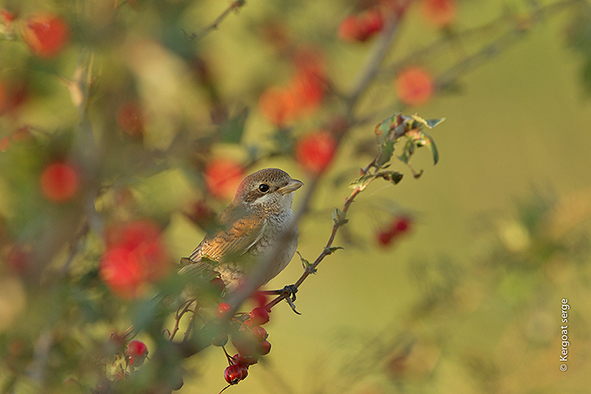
[188,208,266,264]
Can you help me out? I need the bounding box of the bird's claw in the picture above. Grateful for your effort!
[281,285,300,315]
[263,285,300,314]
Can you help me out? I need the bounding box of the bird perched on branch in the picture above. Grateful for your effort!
[180,168,303,294]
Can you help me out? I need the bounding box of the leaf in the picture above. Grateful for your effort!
[376,140,395,168]
[379,171,403,185]
[324,246,344,255]
[219,107,248,144]
[410,114,446,129]
[332,208,349,226]
[420,131,439,165]
[349,173,376,191]
[398,139,415,164]
[297,251,316,274]
[374,112,402,144]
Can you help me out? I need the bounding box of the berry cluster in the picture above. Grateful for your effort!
[214,294,273,388]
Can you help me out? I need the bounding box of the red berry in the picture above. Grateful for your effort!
[249,307,270,326]
[377,230,394,246]
[232,333,257,358]
[39,161,79,203]
[0,137,10,152]
[204,159,244,201]
[257,340,271,355]
[22,14,69,58]
[215,302,232,318]
[338,15,363,42]
[361,9,384,36]
[117,102,145,139]
[127,340,148,367]
[1,9,16,23]
[295,130,337,175]
[251,291,268,308]
[392,217,411,234]
[395,67,434,107]
[421,0,457,28]
[258,87,297,126]
[251,326,268,342]
[233,353,258,366]
[127,340,148,358]
[209,277,226,294]
[224,364,248,385]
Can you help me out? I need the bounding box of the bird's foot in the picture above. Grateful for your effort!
[263,285,300,315]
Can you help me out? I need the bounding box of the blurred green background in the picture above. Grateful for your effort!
[1,0,591,393]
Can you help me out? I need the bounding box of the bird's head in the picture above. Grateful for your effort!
[233,168,303,215]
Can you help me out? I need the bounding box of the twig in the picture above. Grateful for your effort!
[184,0,246,42]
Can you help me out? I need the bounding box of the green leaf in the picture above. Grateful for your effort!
[376,140,395,168]
[420,131,439,165]
[410,114,446,129]
[398,139,415,164]
[374,112,402,144]
[332,208,349,226]
[349,173,376,191]
[324,246,344,255]
[379,171,404,185]
[219,107,248,144]
[297,251,316,273]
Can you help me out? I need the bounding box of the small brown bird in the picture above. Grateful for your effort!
[181,168,303,293]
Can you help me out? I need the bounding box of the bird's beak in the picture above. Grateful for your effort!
[278,179,303,194]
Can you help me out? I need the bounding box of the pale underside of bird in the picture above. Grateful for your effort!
[180,168,303,294]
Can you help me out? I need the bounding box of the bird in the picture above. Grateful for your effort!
[180,168,303,295]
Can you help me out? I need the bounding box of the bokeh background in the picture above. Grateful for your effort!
[1,0,591,393]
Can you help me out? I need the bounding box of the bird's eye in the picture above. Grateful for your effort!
[258,183,270,193]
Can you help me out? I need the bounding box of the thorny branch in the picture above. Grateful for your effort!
[184,0,246,42]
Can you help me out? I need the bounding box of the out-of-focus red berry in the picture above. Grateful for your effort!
[117,102,145,139]
[100,220,170,298]
[392,216,411,233]
[1,9,16,23]
[258,87,297,126]
[224,364,248,385]
[22,14,69,58]
[290,69,325,113]
[257,340,271,355]
[39,161,79,203]
[216,302,232,318]
[233,353,258,366]
[421,0,457,28]
[0,137,10,152]
[251,291,268,308]
[338,15,364,42]
[378,230,394,246]
[295,131,337,175]
[185,199,216,230]
[3,244,29,275]
[338,9,384,42]
[204,158,244,200]
[362,9,384,35]
[249,307,270,326]
[395,67,434,107]
[210,277,226,294]
[100,247,144,299]
[251,326,268,342]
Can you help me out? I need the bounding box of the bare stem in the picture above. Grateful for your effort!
[185,0,246,42]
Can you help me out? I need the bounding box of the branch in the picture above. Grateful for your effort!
[184,0,246,42]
